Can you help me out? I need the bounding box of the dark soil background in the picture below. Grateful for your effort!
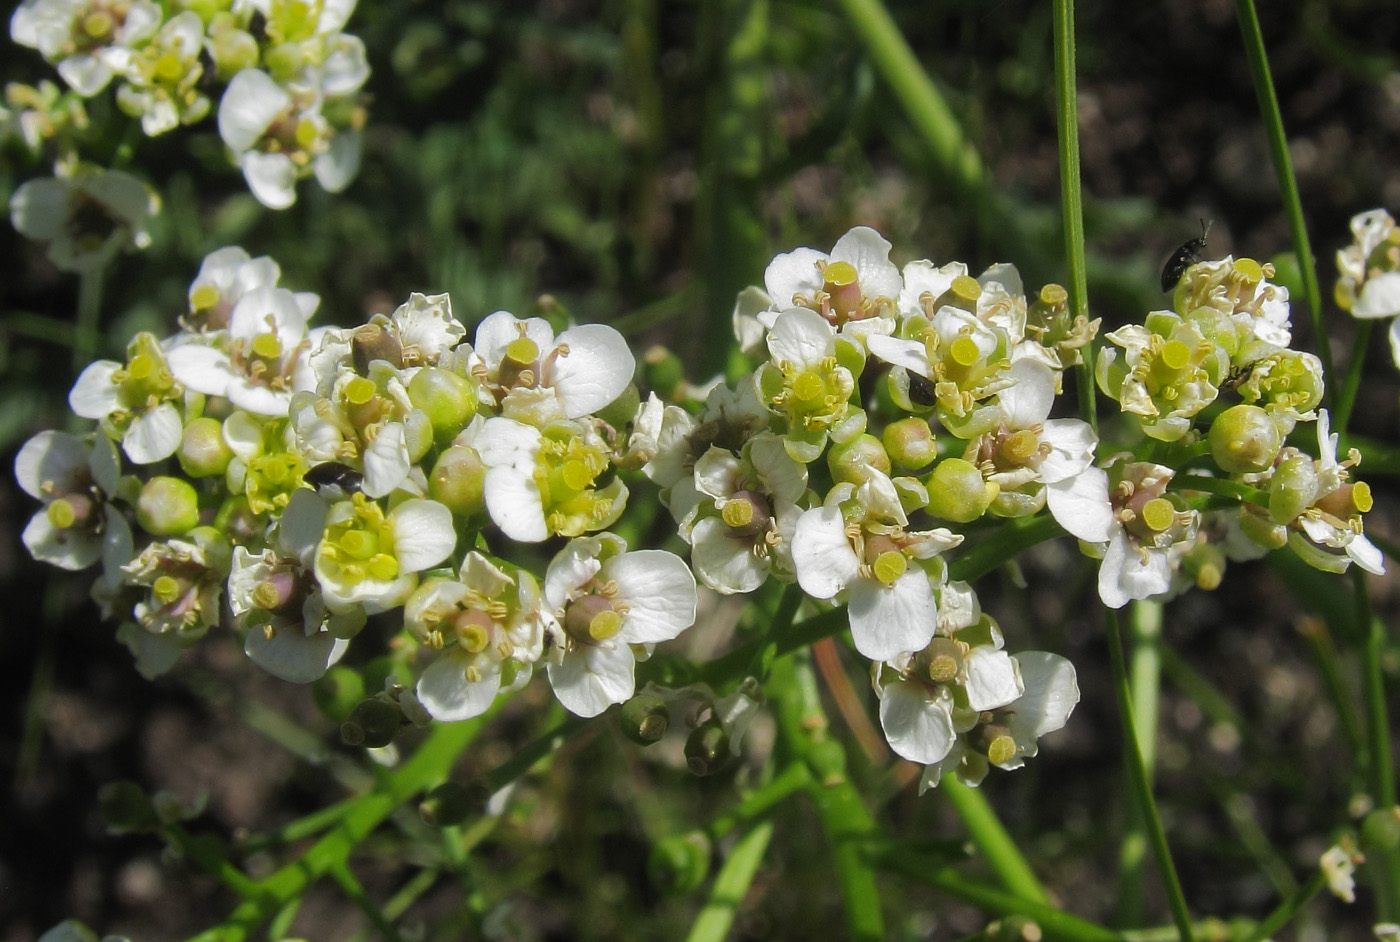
[2,0,1400,939]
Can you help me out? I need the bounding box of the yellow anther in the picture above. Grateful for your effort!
[251,581,282,609]
[339,529,379,560]
[1352,481,1374,514]
[1141,497,1176,533]
[928,654,958,684]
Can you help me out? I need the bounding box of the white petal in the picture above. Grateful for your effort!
[416,650,502,721]
[548,643,635,717]
[314,129,362,194]
[484,466,548,542]
[1046,466,1115,543]
[691,517,767,595]
[879,681,956,764]
[67,360,121,419]
[245,625,342,683]
[390,499,457,573]
[549,324,635,418]
[1354,272,1400,320]
[9,178,68,240]
[474,311,554,371]
[166,344,235,397]
[847,570,938,661]
[1348,534,1386,576]
[791,505,860,599]
[123,402,183,463]
[606,550,698,643]
[278,489,330,563]
[766,307,834,369]
[23,510,103,570]
[831,226,902,300]
[218,68,291,152]
[15,430,89,499]
[1008,651,1080,743]
[241,151,299,210]
[997,359,1055,428]
[963,647,1024,712]
[473,416,541,471]
[865,334,933,379]
[361,423,410,498]
[1098,529,1169,609]
[764,247,826,307]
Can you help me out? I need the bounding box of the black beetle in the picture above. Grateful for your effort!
[304,461,364,499]
[1161,219,1212,292]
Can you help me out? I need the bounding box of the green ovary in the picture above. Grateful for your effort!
[321,495,400,584]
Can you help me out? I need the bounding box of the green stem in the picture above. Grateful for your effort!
[327,860,405,942]
[1171,474,1269,507]
[1333,320,1373,435]
[1356,569,1400,919]
[1116,600,1162,926]
[707,760,812,841]
[1239,869,1327,942]
[1105,610,1196,942]
[684,820,775,942]
[942,777,1048,904]
[1053,0,1096,435]
[1233,0,1330,395]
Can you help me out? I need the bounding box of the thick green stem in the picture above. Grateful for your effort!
[942,777,1049,904]
[1105,610,1196,942]
[684,820,775,942]
[1355,569,1400,919]
[1116,600,1162,926]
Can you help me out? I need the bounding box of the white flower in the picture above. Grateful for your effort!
[10,165,158,272]
[121,530,228,639]
[764,226,901,337]
[1290,410,1385,575]
[184,246,290,332]
[313,493,456,615]
[228,489,362,682]
[112,10,208,135]
[15,430,131,583]
[542,534,698,717]
[1337,209,1400,365]
[167,285,321,415]
[472,310,635,422]
[11,0,161,96]
[410,552,546,721]
[1320,843,1361,904]
[69,331,186,464]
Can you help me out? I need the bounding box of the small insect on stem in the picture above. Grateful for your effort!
[1160,218,1213,292]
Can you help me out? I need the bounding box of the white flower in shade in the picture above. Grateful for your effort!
[472,310,635,423]
[184,246,289,332]
[228,489,362,682]
[1289,410,1385,576]
[381,292,467,366]
[409,552,547,721]
[11,0,161,96]
[1337,209,1400,366]
[687,431,806,595]
[15,430,131,583]
[474,416,627,543]
[541,534,698,718]
[919,649,1080,790]
[10,164,158,272]
[167,285,321,415]
[313,492,456,615]
[69,331,185,464]
[121,528,229,640]
[791,471,961,661]
[112,10,208,135]
[1320,842,1362,904]
[764,226,901,337]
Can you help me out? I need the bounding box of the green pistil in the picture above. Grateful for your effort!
[190,284,220,312]
[153,575,182,605]
[82,10,114,39]
[949,335,981,368]
[505,336,540,367]
[155,50,183,81]
[871,549,907,586]
[565,595,623,643]
[46,498,78,529]
[344,376,376,406]
[792,370,824,404]
[1001,429,1039,466]
[1141,497,1175,533]
[252,331,283,360]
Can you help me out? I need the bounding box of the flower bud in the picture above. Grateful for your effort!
[1180,542,1226,591]
[340,697,404,748]
[619,692,670,746]
[827,433,891,485]
[924,458,994,523]
[177,416,233,477]
[408,366,477,446]
[883,417,938,470]
[643,346,685,400]
[313,664,367,723]
[1238,505,1288,551]
[648,831,711,895]
[1362,807,1400,853]
[419,781,482,828]
[1268,453,1319,524]
[1208,404,1281,474]
[595,382,642,431]
[684,721,730,776]
[987,916,1044,942]
[429,445,486,517]
[136,476,200,536]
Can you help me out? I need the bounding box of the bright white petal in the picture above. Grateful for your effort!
[764,247,826,307]
[606,550,698,643]
[67,361,121,419]
[1046,467,1114,543]
[791,505,860,599]
[361,423,410,498]
[1354,272,1400,320]
[766,307,833,369]
[416,650,502,721]
[23,511,102,570]
[847,570,938,661]
[549,324,635,418]
[166,344,235,397]
[1099,529,1170,609]
[963,647,1024,712]
[218,68,290,152]
[484,467,548,542]
[242,151,299,210]
[691,517,767,594]
[123,402,183,463]
[997,359,1056,428]
[865,334,933,379]
[879,681,956,764]
[548,643,635,717]
[390,499,457,573]
[832,226,902,300]
[1009,651,1080,743]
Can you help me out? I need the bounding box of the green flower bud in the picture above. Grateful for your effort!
[408,366,477,446]
[1180,542,1226,591]
[827,433,891,485]
[1238,506,1288,551]
[1361,807,1400,852]
[1268,453,1319,524]
[429,445,486,517]
[178,416,233,477]
[883,417,938,470]
[341,697,404,748]
[643,346,685,400]
[99,780,157,834]
[619,692,670,746]
[648,831,711,895]
[924,458,995,523]
[684,721,729,776]
[313,664,367,723]
[595,382,642,430]
[136,476,201,536]
[1208,404,1281,474]
[419,781,483,828]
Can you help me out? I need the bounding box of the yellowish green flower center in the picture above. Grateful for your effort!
[985,732,1016,765]
[1001,429,1040,465]
[46,498,77,529]
[722,498,754,529]
[252,331,283,360]
[949,335,981,368]
[155,51,183,81]
[871,549,907,586]
[320,495,400,585]
[505,337,540,367]
[190,284,220,312]
[345,375,377,406]
[153,575,182,605]
[949,274,982,306]
[1141,497,1175,533]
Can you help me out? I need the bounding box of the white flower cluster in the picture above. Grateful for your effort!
[9,0,368,209]
[1338,208,1400,365]
[15,245,697,723]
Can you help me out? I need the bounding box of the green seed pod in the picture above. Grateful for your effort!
[684,721,730,776]
[419,781,481,828]
[924,458,994,523]
[136,476,201,536]
[648,831,711,895]
[1268,453,1320,524]
[407,366,477,447]
[595,382,642,431]
[827,433,891,485]
[882,416,938,470]
[1208,404,1281,474]
[341,697,404,748]
[429,445,486,517]
[643,346,685,400]
[619,692,670,746]
[1361,807,1400,852]
[313,664,367,723]
[98,780,157,834]
[177,416,233,477]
